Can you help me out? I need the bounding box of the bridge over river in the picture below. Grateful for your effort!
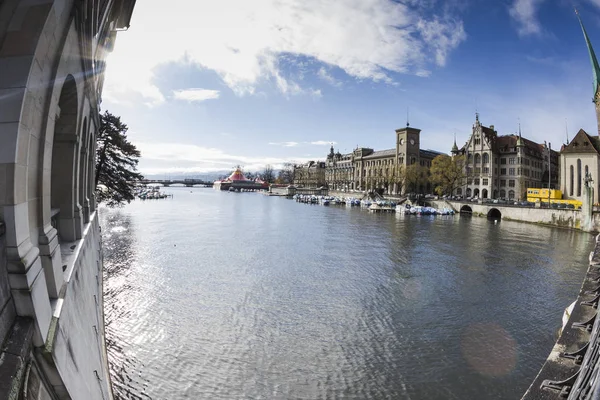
[142,179,214,187]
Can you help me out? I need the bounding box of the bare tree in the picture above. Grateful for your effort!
[277,162,295,184]
[261,164,275,183]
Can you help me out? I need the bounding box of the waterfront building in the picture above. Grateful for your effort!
[325,147,354,191]
[213,167,269,191]
[293,161,327,188]
[452,115,559,200]
[560,15,600,205]
[324,125,444,195]
[0,1,135,398]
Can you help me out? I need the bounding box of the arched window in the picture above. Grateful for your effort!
[466,188,472,197]
[474,154,481,165]
[482,189,488,199]
[508,190,515,199]
[467,153,473,164]
[457,188,462,195]
[51,75,82,242]
[474,188,480,197]
[577,159,582,197]
[482,153,489,164]
[570,165,574,196]
[500,189,506,198]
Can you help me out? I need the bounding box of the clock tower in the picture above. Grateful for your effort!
[395,125,421,168]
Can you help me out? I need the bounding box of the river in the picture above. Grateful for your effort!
[101,187,594,399]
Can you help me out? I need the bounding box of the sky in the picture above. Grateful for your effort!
[102,0,600,177]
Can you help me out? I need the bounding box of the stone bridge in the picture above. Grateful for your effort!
[142,178,213,187]
[0,1,134,399]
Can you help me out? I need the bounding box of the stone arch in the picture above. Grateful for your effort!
[473,188,480,198]
[482,153,489,164]
[78,117,90,223]
[487,208,502,220]
[50,75,83,242]
[474,153,481,165]
[500,189,506,198]
[88,122,97,213]
[466,188,472,197]
[460,205,472,214]
[482,188,488,199]
[508,190,515,199]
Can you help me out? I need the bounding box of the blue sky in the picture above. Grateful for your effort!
[102,0,600,176]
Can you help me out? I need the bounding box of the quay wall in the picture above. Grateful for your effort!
[429,200,600,233]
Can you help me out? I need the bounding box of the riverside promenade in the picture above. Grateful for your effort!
[522,235,600,399]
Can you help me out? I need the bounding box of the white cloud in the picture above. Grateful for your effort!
[317,67,342,87]
[509,0,546,36]
[310,141,336,145]
[135,142,315,173]
[172,88,220,102]
[268,141,300,147]
[268,140,336,146]
[104,0,466,104]
[416,17,466,66]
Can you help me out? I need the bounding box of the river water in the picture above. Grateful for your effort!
[101,187,594,400]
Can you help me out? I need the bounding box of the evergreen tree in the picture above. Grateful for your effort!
[95,111,143,206]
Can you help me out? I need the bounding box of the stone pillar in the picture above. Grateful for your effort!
[584,179,594,232]
[4,208,52,347]
[38,224,63,299]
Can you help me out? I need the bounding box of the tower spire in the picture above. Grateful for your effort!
[451,131,459,154]
[517,118,524,147]
[576,9,600,101]
[565,118,570,144]
[406,107,410,127]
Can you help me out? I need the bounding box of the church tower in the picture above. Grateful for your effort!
[395,123,421,167]
[577,10,600,134]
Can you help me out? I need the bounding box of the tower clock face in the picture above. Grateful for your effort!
[410,139,415,145]
[399,138,404,145]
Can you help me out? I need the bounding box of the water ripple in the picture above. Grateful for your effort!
[101,189,593,399]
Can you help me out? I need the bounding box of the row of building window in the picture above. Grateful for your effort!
[467,178,518,188]
[456,187,517,199]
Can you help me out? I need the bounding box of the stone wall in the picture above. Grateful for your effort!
[429,200,600,232]
[0,221,16,353]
